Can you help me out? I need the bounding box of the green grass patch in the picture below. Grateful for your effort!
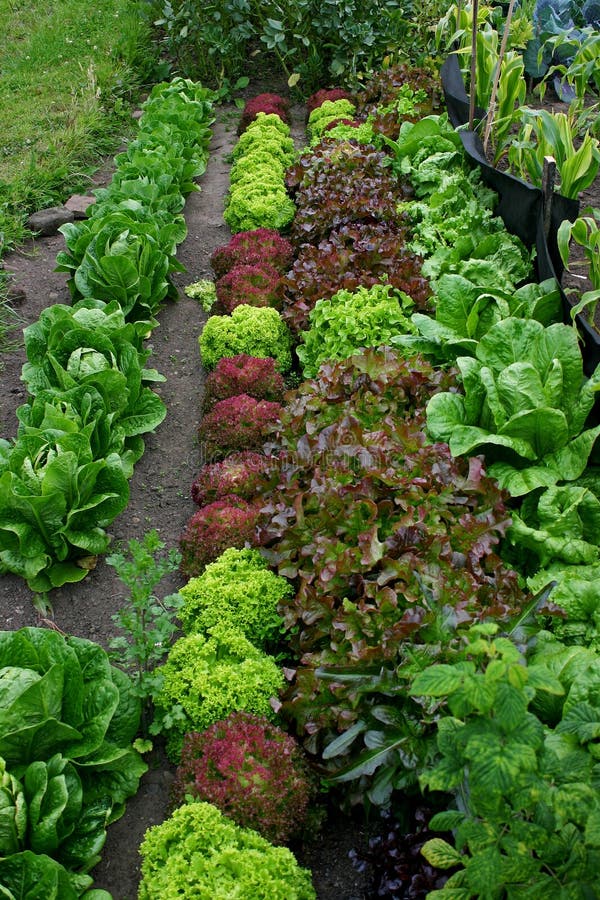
[0,0,158,255]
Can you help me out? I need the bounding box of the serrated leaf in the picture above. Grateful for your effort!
[421,837,464,869]
[410,665,465,698]
[430,810,466,831]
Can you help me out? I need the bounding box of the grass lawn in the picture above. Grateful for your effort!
[0,0,157,255]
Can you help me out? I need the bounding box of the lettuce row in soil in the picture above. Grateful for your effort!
[0,78,215,595]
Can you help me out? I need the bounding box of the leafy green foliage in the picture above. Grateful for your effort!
[198,306,293,373]
[307,99,357,143]
[107,530,183,732]
[56,211,182,322]
[151,625,285,762]
[0,301,167,593]
[184,279,217,312]
[255,350,522,800]
[296,283,417,377]
[21,302,166,449]
[0,849,111,899]
[0,627,146,880]
[426,318,600,496]
[224,114,296,234]
[0,415,130,593]
[147,0,413,92]
[282,221,431,335]
[529,563,600,650]
[355,63,438,138]
[179,547,291,649]
[138,801,316,899]
[505,485,600,572]
[173,713,316,843]
[399,275,562,364]
[413,626,600,897]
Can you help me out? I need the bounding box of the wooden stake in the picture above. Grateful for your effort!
[469,0,479,130]
[542,155,556,238]
[483,0,517,156]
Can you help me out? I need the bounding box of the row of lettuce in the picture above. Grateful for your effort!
[0,78,215,596]
[0,80,216,896]
[3,66,600,895]
[140,72,600,897]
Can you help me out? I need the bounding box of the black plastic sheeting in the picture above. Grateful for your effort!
[440,56,597,372]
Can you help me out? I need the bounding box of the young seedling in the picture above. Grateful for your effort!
[107,529,183,734]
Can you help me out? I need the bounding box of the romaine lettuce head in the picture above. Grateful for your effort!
[0,629,145,807]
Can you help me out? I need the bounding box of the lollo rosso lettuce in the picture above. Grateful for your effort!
[0,627,146,892]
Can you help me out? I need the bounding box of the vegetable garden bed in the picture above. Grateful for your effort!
[2,22,596,900]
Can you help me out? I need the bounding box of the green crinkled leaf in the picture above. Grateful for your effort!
[429,810,467,831]
[421,837,464,869]
[0,850,87,899]
[410,664,466,698]
[487,461,560,496]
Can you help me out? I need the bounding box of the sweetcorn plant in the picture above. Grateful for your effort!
[151,624,285,761]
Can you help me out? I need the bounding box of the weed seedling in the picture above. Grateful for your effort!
[107,529,183,734]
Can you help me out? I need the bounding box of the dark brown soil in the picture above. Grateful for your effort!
[0,101,374,900]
